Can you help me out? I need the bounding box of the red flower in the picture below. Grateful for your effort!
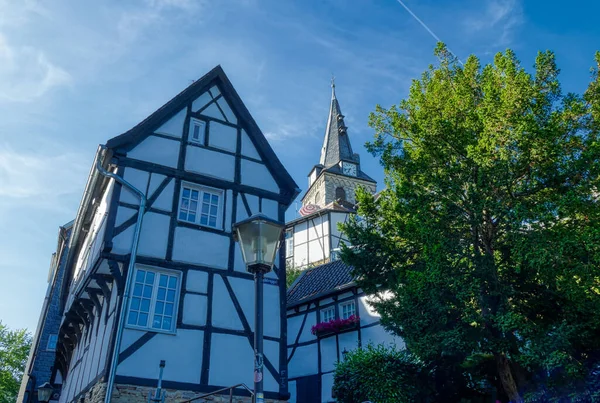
[311,315,360,335]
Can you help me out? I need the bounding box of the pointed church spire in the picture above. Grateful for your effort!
[319,78,356,167]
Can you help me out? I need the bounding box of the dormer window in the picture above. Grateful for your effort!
[189,118,206,144]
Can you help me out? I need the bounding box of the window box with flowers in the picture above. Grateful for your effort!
[311,315,360,338]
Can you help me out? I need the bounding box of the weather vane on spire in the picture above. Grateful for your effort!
[331,74,336,99]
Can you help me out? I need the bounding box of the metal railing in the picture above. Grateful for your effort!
[178,384,254,403]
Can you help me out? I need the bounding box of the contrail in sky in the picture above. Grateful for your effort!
[395,0,464,64]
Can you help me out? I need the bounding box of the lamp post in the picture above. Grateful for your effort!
[37,382,54,403]
[233,214,284,403]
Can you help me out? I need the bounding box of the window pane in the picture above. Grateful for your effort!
[131,297,140,310]
[133,284,143,296]
[141,299,150,312]
[127,311,138,325]
[145,271,155,284]
[167,289,175,302]
[183,188,190,198]
[153,315,162,328]
[165,303,174,316]
[203,193,210,202]
[181,199,189,209]
[200,215,208,225]
[168,276,177,289]
[156,302,164,314]
[191,190,199,200]
[160,274,168,287]
[138,313,148,326]
[202,204,209,214]
[210,205,218,215]
[209,217,217,227]
[162,317,172,330]
[189,213,196,222]
[136,270,145,282]
[190,201,198,211]
[179,211,187,220]
[157,287,166,300]
[143,285,153,298]
[211,195,218,204]
[193,124,201,140]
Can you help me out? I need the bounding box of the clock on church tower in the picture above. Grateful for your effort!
[301,79,376,208]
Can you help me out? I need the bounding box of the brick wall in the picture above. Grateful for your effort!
[304,172,376,207]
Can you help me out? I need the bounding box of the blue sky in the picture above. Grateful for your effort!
[1,0,599,332]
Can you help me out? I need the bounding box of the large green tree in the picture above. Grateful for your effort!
[0,322,31,403]
[341,45,600,402]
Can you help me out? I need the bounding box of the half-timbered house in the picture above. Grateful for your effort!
[23,65,300,403]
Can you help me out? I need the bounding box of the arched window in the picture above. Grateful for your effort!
[335,187,346,201]
[314,191,320,205]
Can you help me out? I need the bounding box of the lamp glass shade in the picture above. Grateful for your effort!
[234,215,284,269]
[37,382,53,403]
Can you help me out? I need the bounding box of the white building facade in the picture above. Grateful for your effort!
[35,66,299,403]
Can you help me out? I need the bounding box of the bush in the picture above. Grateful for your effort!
[332,343,434,403]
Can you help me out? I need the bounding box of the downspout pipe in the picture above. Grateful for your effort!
[96,145,147,403]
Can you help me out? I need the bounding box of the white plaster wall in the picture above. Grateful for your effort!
[182,293,207,326]
[120,328,147,352]
[150,177,174,212]
[293,221,308,244]
[261,199,278,221]
[120,168,149,206]
[321,372,335,403]
[128,135,180,169]
[186,270,208,293]
[287,315,304,345]
[216,97,237,124]
[264,339,280,372]
[201,103,225,121]
[244,193,259,215]
[185,146,235,181]
[172,227,229,269]
[360,324,405,349]
[298,312,316,343]
[209,333,278,392]
[192,91,212,112]
[288,343,318,378]
[116,329,204,383]
[329,212,349,240]
[228,277,254,330]
[358,295,381,326]
[240,160,279,193]
[138,212,170,259]
[308,217,324,241]
[241,130,260,160]
[237,197,249,222]
[338,331,359,356]
[208,121,237,152]
[320,335,337,373]
[155,109,186,138]
[211,276,243,330]
[293,243,308,268]
[263,285,280,338]
[308,239,325,263]
[233,243,246,272]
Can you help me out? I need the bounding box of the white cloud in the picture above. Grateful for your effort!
[464,0,523,45]
[0,34,71,102]
[0,145,87,207]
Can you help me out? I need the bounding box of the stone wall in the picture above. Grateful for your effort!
[303,172,376,208]
[80,382,287,403]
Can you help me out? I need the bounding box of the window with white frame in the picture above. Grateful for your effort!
[127,267,180,333]
[178,184,223,229]
[285,229,294,257]
[189,118,206,144]
[340,301,356,319]
[47,334,58,351]
[321,306,335,323]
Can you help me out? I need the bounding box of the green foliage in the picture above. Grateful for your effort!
[341,44,600,402]
[286,263,303,288]
[333,344,435,403]
[0,321,31,403]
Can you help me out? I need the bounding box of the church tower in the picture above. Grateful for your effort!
[301,79,376,208]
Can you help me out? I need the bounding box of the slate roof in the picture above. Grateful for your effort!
[319,84,358,168]
[287,260,355,307]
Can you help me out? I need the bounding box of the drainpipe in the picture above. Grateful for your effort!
[96,145,147,403]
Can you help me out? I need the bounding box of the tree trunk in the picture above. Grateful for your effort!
[495,353,521,403]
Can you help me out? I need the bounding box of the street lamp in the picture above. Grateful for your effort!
[37,382,54,403]
[233,214,284,403]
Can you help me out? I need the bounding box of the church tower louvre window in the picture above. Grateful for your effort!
[335,187,346,202]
